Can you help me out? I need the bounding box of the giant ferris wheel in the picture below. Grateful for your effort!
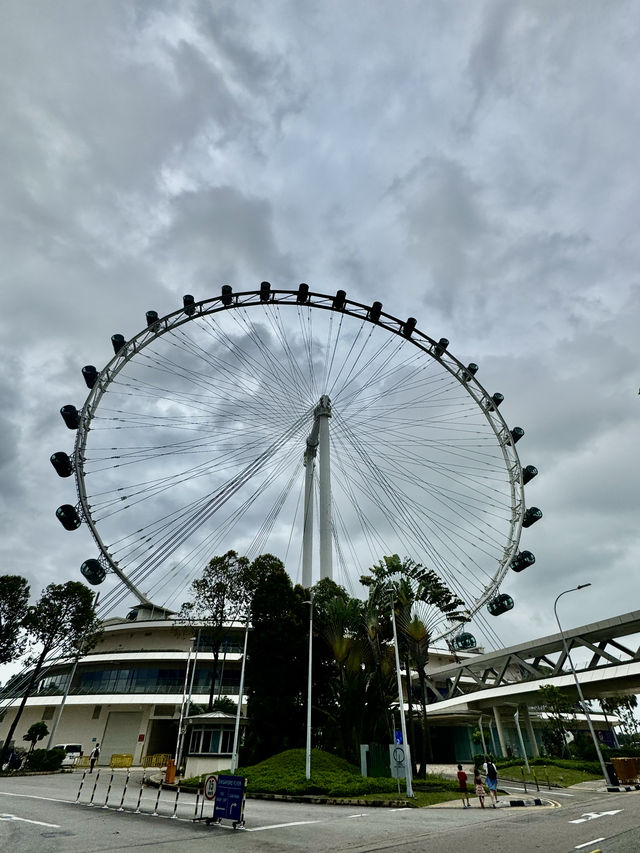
[52,284,541,643]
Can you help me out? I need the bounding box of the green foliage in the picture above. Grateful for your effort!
[23,721,49,752]
[1,581,100,767]
[24,747,64,772]
[244,560,306,763]
[22,581,101,660]
[538,684,577,757]
[0,575,30,665]
[184,749,458,798]
[211,696,236,714]
[180,550,255,711]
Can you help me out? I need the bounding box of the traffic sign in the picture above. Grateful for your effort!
[203,774,217,801]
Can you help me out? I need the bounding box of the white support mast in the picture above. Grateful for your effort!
[301,395,333,586]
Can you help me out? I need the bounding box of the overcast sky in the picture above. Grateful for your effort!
[1,1,639,669]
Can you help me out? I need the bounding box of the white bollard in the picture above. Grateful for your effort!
[135,770,146,814]
[76,769,88,804]
[102,770,114,809]
[117,768,131,811]
[88,770,101,806]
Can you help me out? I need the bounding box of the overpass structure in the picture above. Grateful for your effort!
[423,610,640,759]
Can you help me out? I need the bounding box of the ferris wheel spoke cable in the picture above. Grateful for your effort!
[335,414,510,552]
[206,309,309,408]
[333,424,490,605]
[105,413,309,582]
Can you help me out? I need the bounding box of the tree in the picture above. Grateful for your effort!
[0,581,100,766]
[538,684,577,756]
[601,695,639,742]
[244,557,307,763]
[361,555,466,775]
[179,550,253,711]
[23,721,48,753]
[0,575,30,664]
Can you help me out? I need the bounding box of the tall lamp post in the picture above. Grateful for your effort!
[304,593,314,780]
[553,584,612,787]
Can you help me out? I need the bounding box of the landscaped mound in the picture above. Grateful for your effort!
[186,749,459,798]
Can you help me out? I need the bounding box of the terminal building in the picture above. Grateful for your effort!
[0,607,618,770]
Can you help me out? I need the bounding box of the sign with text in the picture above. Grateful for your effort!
[213,774,246,822]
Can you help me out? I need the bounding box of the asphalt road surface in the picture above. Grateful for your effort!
[1,770,639,852]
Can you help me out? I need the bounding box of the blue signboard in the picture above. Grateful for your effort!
[213,774,246,823]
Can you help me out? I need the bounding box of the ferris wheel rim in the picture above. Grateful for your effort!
[71,285,526,638]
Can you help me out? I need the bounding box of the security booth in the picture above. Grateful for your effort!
[183,710,246,778]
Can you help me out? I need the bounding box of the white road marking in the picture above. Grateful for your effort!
[0,813,61,828]
[0,791,70,804]
[347,813,367,818]
[504,786,574,798]
[569,809,622,824]
[575,839,605,849]
[247,820,322,832]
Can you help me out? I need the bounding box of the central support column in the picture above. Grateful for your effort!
[301,395,333,586]
[316,395,333,581]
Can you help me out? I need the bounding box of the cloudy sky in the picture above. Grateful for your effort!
[1,1,639,668]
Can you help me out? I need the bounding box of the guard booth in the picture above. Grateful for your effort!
[183,710,246,778]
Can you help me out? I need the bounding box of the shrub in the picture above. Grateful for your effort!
[24,747,64,772]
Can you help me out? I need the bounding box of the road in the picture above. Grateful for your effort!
[0,770,639,852]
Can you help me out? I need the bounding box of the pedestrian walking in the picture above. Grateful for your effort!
[457,763,471,808]
[89,743,100,773]
[485,757,499,808]
[474,770,485,808]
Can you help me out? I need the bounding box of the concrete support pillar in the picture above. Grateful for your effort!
[492,706,508,758]
[521,704,540,757]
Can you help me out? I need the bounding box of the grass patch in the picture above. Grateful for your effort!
[497,760,602,788]
[181,749,459,802]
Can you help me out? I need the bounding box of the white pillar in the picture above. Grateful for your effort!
[521,704,540,758]
[317,396,332,581]
[302,456,314,588]
[493,706,508,758]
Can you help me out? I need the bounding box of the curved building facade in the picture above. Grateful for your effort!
[0,609,247,768]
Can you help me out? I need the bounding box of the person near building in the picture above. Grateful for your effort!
[474,770,485,808]
[89,743,100,773]
[485,758,499,807]
[457,764,471,808]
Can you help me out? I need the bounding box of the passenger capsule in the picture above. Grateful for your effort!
[183,294,196,315]
[111,334,126,354]
[522,506,543,528]
[60,405,80,430]
[487,593,514,616]
[403,317,417,338]
[510,550,535,573]
[56,504,81,531]
[434,338,449,357]
[260,281,271,302]
[146,310,159,328]
[522,465,538,484]
[453,632,477,650]
[333,289,346,310]
[221,285,233,306]
[82,365,98,389]
[461,363,479,382]
[369,301,382,323]
[491,392,504,408]
[510,426,525,445]
[81,559,106,585]
[297,282,309,304]
[50,452,73,478]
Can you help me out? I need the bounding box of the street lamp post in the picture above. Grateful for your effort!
[305,593,314,780]
[553,584,612,787]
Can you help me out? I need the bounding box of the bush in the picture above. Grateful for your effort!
[24,747,65,772]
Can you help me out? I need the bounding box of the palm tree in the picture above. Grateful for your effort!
[361,554,466,776]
